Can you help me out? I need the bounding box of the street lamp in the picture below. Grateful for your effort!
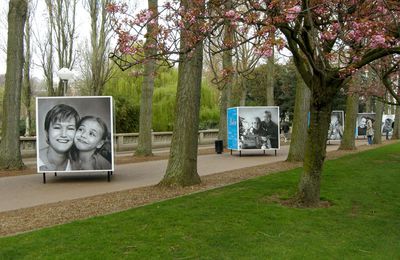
[57,67,74,96]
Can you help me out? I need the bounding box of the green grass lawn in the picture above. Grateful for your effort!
[1,143,400,259]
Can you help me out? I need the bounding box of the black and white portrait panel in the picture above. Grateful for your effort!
[328,110,344,140]
[356,113,375,137]
[381,114,395,136]
[238,106,280,150]
[36,96,114,173]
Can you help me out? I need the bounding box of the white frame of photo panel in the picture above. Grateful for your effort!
[36,96,114,178]
[227,106,280,155]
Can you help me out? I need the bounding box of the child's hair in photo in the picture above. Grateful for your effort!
[71,115,112,163]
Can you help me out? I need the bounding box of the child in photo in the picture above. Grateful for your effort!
[70,116,112,170]
[39,104,80,171]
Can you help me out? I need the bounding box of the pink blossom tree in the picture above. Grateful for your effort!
[108,0,400,205]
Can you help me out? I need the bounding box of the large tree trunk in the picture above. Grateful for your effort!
[296,95,333,206]
[159,0,203,187]
[217,0,233,147]
[295,76,335,207]
[266,52,275,106]
[136,0,157,156]
[339,93,359,150]
[0,0,27,170]
[286,73,310,162]
[373,98,383,144]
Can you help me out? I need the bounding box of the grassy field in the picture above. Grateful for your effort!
[1,143,399,259]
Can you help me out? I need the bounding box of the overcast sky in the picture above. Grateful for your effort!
[0,0,147,79]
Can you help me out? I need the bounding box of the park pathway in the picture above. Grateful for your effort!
[0,141,350,212]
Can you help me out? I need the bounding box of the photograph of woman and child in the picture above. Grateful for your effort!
[238,107,280,150]
[36,97,114,173]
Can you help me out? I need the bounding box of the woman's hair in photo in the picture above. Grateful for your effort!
[70,115,112,162]
[44,104,80,132]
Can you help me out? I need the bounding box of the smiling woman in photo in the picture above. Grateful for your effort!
[38,104,80,171]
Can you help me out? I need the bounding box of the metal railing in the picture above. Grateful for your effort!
[18,129,220,157]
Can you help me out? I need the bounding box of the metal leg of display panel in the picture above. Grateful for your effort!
[107,171,113,182]
[275,150,277,156]
[43,172,57,183]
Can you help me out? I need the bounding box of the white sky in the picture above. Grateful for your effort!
[0,0,147,79]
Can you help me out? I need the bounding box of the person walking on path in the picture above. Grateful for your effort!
[366,118,374,145]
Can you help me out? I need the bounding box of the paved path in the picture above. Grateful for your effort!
[0,141,348,212]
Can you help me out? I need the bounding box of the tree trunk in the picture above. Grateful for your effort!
[296,93,333,206]
[239,78,246,106]
[339,93,359,150]
[22,7,32,136]
[0,0,27,170]
[373,98,383,144]
[393,105,400,139]
[286,73,310,162]
[365,96,373,112]
[266,52,275,106]
[89,0,111,96]
[136,0,157,156]
[218,82,231,147]
[217,0,233,147]
[159,0,203,187]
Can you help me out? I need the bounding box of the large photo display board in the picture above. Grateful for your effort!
[227,106,280,150]
[36,96,114,173]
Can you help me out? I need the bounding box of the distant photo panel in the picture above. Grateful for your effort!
[36,96,114,173]
[381,114,395,136]
[328,110,344,140]
[237,106,280,150]
[356,113,375,137]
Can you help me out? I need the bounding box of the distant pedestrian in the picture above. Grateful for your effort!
[366,118,374,145]
[281,122,290,142]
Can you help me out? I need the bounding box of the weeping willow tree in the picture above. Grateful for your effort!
[104,67,219,133]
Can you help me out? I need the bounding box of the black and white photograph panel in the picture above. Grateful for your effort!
[328,110,344,140]
[356,113,375,137]
[238,107,280,150]
[381,114,395,137]
[36,96,114,173]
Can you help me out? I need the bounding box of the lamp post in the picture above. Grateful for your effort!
[57,67,74,96]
